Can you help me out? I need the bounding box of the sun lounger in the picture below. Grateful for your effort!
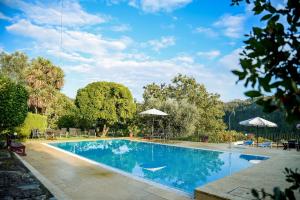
[258,141,272,148]
[233,141,244,145]
[243,140,253,146]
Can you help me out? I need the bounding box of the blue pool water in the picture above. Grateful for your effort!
[49,139,268,195]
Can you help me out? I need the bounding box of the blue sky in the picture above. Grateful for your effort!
[0,0,285,102]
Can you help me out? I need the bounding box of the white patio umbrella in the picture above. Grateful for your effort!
[239,117,277,146]
[139,109,168,136]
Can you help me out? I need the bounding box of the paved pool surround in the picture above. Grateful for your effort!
[20,138,300,200]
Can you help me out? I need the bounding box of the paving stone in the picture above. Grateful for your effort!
[0,150,55,200]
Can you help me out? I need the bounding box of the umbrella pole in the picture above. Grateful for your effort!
[256,126,258,147]
[152,117,154,137]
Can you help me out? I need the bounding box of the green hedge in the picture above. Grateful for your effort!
[16,113,47,138]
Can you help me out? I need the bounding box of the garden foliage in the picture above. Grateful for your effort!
[141,74,226,139]
[75,82,136,131]
[231,0,300,122]
[0,75,28,135]
[16,112,47,138]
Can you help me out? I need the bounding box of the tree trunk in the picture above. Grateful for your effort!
[101,124,109,137]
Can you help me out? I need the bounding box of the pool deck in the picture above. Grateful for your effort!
[20,138,300,200]
[172,141,300,200]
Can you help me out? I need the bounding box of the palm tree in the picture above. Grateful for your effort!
[25,57,64,114]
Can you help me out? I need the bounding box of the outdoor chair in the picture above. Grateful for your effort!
[53,130,62,138]
[282,140,288,150]
[60,128,68,137]
[89,129,96,137]
[81,130,89,137]
[69,128,77,137]
[45,129,55,140]
[30,129,41,139]
[287,140,297,150]
[150,132,162,139]
[75,129,82,137]
[8,139,26,156]
[258,141,272,148]
[159,131,168,140]
[143,133,151,140]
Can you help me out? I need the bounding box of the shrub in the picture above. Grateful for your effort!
[0,75,28,135]
[256,136,271,143]
[16,113,47,138]
[128,125,140,137]
[208,130,246,143]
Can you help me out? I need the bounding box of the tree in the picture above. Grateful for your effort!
[143,83,167,102]
[45,92,76,128]
[231,0,300,122]
[25,57,64,114]
[142,74,226,138]
[0,75,28,136]
[75,82,136,135]
[162,99,199,137]
[169,75,226,136]
[0,51,29,84]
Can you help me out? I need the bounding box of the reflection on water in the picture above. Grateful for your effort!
[51,140,268,194]
[132,162,145,177]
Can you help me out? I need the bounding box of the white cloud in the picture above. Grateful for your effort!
[218,48,242,69]
[2,0,246,102]
[0,12,12,21]
[197,50,221,60]
[173,55,194,63]
[67,64,93,73]
[6,20,130,57]
[105,0,192,12]
[195,26,218,37]
[111,24,131,32]
[145,36,176,51]
[214,14,246,38]
[124,0,192,12]
[141,0,192,12]
[47,50,94,63]
[271,0,287,9]
[2,0,107,26]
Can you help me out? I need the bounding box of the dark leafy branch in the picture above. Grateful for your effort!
[231,0,300,122]
[252,168,300,200]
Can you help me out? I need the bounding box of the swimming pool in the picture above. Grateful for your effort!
[49,139,268,195]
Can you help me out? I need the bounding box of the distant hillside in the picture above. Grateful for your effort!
[223,99,299,141]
